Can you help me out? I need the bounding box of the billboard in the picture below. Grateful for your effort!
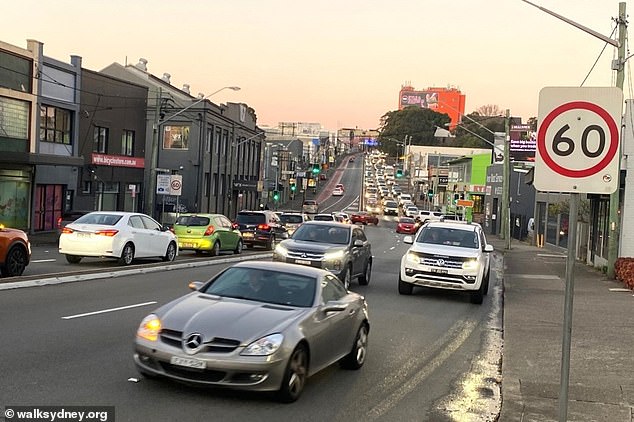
[509,124,536,162]
[400,91,440,110]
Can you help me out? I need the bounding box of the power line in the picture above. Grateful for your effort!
[580,24,618,86]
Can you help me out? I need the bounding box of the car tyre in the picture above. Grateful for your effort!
[341,266,351,290]
[398,274,413,295]
[163,242,177,262]
[340,324,368,370]
[65,254,82,264]
[211,241,221,256]
[470,282,485,304]
[483,269,490,295]
[358,261,371,285]
[276,344,308,403]
[234,239,243,255]
[2,246,28,277]
[118,243,134,266]
[265,236,275,251]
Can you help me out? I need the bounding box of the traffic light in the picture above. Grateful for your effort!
[396,169,403,178]
[453,193,460,205]
[289,178,296,192]
[427,189,434,199]
[273,190,280,201]
[312,163,320,174]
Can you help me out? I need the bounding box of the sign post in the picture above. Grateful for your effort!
[536,86,623,420]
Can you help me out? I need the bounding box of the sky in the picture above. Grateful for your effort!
[2,0,631,131]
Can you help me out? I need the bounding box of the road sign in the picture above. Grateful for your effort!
[457,199,474,207]
[170,175,182,196]
[156,174,170,195]
[535,87,623,193]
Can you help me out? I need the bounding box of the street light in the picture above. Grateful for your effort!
[146,86,241,219]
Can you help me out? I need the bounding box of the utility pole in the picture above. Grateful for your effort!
[146,87,162,219]
[503,109,511,250]
[607,2,626,279]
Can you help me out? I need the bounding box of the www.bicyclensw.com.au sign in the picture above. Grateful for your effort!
[534,87,623,194]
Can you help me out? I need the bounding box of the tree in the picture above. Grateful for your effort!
[452,112,506,150]
[378,107,451,157]
[476,104,503,117]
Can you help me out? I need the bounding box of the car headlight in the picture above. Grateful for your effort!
[137,314,161,342]
[406,252,419,264]
[274,244,289,257]
[462,259,479,270]
[241,333,284,356]
[324,250,345,261]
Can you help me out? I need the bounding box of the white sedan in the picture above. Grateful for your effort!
[59,211,178,265]
[332,187,344,196]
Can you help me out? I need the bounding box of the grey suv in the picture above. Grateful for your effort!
[235,210,288,250]
[272,221,372,289]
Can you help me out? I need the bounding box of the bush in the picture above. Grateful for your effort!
[614,257,634,289]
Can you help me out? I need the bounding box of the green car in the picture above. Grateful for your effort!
[173,214,243,256]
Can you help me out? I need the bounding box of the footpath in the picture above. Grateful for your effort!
[494,237,634,421]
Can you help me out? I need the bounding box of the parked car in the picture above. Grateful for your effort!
[399,221,493,304]
[0,224,31,277]
[58,211,178,266]
[235,210,288,250]
[396,217,418,234]
[279,212,311,236]
[302,200,319,214]
[173,213,242,256]
[350,211,379,226]
[272,221,372,289]
[133,261,369,403]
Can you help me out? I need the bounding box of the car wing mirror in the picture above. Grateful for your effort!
[231,222,239,230]
[484,244,494,252]
[188,281,204,291]
[353,239,364,247]
[403,235,414,244]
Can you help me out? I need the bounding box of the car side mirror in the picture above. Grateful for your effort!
[353,239,364,247]
[231,222,239,230]
[403,235,414,244]
[188,281,204,291]
[484,244,494,252]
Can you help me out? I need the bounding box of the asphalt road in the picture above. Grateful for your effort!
[2,158,503,421]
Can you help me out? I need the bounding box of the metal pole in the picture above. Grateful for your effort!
[558,192,579,421]
[607,2,626,279]
[146,87,162,218]
[503,109,511,249]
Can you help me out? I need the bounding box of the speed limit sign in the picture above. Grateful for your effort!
[534,87,623,193]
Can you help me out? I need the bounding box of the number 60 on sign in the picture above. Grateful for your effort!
[534,87,623,194]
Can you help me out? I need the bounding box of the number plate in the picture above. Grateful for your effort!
[295,259,311,266]
[430,268,448,274]
[77,233,91,238]
[170,356,206,369]
[242,232,254,238]
[182,243,195,248]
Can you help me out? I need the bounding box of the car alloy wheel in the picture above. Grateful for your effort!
[358,261,371,285]
[341,324,368,370]
[234,239,243,255]
[211,241,221,256]
[118,243,134,266]
[342,267,351,290]
[277,345,308,403]
[2,247,27,277]
[398,274,413,295]
[163,242,177,262]
[65,254,82,264]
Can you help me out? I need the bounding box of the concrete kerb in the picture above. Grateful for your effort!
[0,252,272,291]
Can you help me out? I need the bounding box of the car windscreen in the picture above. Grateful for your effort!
[400,217,415,224]
[280,214,303,224]
[313,215,334,221]
[416,227,479,249]
[74,213,123,226]
[385,201,398,207]
[293,224,349,244]
[236,213,266,224]
[202,267,316,307]
[175,216,210,226]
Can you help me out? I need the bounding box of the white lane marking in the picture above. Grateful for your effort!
[61,301,157,320]
[537,254,566,258]
[31,259,57,263]
[321,195,360,213]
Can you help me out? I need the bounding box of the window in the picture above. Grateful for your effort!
[141,215,161,231]
[0,96,29,152]
[206,127,213,153]
[94,126,108,153]
[82,181,92,194]
[163,125,189,150]
[215,127,222,154]
[121,130,134,156]
[128,215,145,229]
[40,105,71,144]
[321,275,348,303]
[0,51,31,92]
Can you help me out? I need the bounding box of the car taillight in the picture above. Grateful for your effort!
[204,226,215,236]
[257,224,270,231]
[57,217,62,228]
[95,229,119,237]
[61,227,74,234]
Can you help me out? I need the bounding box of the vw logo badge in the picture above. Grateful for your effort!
[436,259,445,267]
[183,333,204,354]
